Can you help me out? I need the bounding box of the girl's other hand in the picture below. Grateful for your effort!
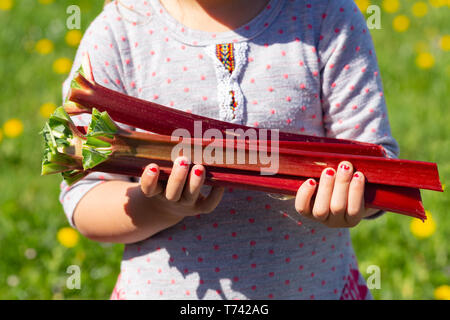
[140,156,225,219]
[294,161,379,228]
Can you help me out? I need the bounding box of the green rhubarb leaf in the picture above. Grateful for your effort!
[41,145,81,176]
[42,107,75,149]
[70,65,86,90]
[85,136,112,148]
[42,122,58,154]
[82,146,111,170]
[46,151,80,166]
[87,108,119,137]
[82,109,117,170]
[62,170,89,186]
[41,162,71,176]
[41,106,83,176]
[51,106,73,123]
[77,63,86,78]
[70,77,82,90]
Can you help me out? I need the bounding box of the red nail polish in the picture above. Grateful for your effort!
[325,169,335,176]
[147,167,157,175]
[340,164,350,170]
[309,179,316,186]
[178,159,189,167]
[194,169,203,177]
[354,173,360,178]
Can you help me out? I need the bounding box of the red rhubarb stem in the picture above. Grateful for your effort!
[68,72,387,157]
[104,131,443,192]
[93,157,426,220]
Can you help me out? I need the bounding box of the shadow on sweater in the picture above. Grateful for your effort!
[122,184,347,300]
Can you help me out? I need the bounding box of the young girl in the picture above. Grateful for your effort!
[60,0,399,300]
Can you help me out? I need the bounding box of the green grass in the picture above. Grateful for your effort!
[0,0,448,300]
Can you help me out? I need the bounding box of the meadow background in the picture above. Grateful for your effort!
[0,0,448,300]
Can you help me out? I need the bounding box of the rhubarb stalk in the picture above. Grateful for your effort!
[80,109,442,192]
[41,107,429,220]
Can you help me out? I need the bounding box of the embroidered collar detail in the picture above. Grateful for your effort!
[205,42,249,123]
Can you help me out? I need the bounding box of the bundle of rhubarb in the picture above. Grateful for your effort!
[42,54,443,220]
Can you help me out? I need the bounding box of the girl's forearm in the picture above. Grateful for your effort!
[73,180,183,244]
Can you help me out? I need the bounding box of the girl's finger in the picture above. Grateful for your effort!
[312,168,336,221]
[180,164,206,206]
[140,164,163,197]
[196,186,225,214]
[346,171,366,227]
[295,179,317,217]
[328,162,354,225]
[164,157,191,202]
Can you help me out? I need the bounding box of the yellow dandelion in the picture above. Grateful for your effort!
[39,102,57,118]
[35,39,54,55]
[3,118,24,138]
[412,2,428,17]
[434,285,450,300]
[382,0,400,13]
[416,52,435,69]
[429,0,446,7]
[354,0,370,12]
[410,211,436,238]
[38,0,54,4]
[53,57,72,74]
[65,30,82,47]
[440,35,450,51]
[57,227,79,248]
[393,15,410,32]
[0,0,13,11]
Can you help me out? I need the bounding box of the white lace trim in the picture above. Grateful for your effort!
[204,42,249,124]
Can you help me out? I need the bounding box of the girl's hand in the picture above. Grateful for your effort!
[139,156,225,219]
[294,161,378,228]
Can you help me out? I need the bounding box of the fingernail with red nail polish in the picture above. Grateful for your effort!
[326,169,335,176]
[147,167,158,175]
[354,173,360,178]
[178,158,190,167]
[340,164,350,171]
[194,169,203,177]
[309,179,316,186]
